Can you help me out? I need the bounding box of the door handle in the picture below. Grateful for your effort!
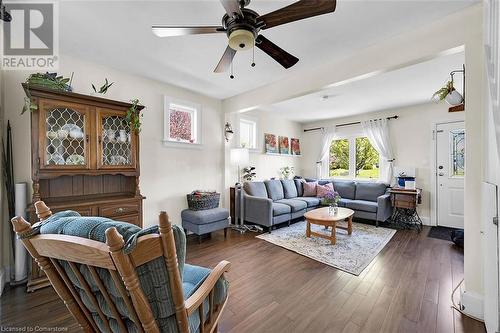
[438,172,445,176]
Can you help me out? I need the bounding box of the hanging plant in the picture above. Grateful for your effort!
[431,80,464,106]
[91,78,114,94]
[126,98,144,133]
[432,80,455,101]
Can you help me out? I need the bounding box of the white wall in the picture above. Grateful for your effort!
[300,103,464,224]
[240,110,302,180]
[3,54,224,226]
[462,4,485,311]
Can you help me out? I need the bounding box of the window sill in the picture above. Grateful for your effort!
[162,140,203,149]
[328,177,382,182]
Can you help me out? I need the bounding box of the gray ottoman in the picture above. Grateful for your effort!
[181,208,230,243]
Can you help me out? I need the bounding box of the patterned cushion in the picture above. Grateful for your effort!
[27,210,228,333]
[265,180,285,201]
[281,179,298,198]
[316,183,334,198]
[303,182,317,197]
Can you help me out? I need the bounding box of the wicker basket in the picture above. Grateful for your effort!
[186,191,220,211]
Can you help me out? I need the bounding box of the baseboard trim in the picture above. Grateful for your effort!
[421,216,432,226]
[460,289,484,320]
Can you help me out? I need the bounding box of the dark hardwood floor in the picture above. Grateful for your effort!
[0,225,486,333]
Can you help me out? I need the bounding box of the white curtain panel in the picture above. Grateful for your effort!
[317,126,336,179]
[361,119,394,184]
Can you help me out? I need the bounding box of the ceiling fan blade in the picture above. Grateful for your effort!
[255,35,298,69]
[152,25,224,37]
[258,0,336,29]
[214,46,237,73]
[220,0,243,18]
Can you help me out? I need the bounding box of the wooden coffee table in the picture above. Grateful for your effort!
[304,207,354,245]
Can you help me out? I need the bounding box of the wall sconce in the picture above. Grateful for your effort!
[224,122,234,142]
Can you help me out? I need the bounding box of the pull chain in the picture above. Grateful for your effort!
[251,43,256,67]
[230,60,234,79]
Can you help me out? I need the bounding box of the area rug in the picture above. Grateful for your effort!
[256,221,396,275]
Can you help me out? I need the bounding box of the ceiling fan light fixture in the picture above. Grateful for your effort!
[228,30,255,51]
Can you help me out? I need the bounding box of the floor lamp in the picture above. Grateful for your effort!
[230,148,249,233]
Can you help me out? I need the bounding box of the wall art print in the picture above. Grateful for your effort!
[279,136,289,155]
[265,133,278,154]
[290,138,301,156]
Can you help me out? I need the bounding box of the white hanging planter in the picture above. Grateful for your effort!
[445,90,464,106]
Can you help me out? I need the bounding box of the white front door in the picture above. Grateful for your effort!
[436,121,465,228]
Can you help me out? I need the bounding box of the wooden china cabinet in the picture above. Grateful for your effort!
[24,84,145,292]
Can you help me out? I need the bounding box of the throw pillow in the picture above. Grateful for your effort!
[316,183,334,198]
[303,182,317,197]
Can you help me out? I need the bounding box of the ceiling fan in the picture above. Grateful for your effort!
[152,0,337,77]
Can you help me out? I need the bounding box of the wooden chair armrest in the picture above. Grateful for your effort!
[185,260,231,315]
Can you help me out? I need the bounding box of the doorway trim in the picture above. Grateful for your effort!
[430,120,465,227]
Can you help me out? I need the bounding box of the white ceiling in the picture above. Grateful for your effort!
[259,51,465,123]
[59,0,477,100]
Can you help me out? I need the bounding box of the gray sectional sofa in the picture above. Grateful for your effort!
[243,178,392,231]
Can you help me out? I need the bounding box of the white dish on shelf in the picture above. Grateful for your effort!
[48,153,65,165]
[69,129,84,139]
[61,124,81,133]
[46,131,57,140]
[110,155,127,165]
[57,130,69,140]
[66,154,85,165]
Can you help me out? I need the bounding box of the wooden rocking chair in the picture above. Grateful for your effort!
[11,201,230,333]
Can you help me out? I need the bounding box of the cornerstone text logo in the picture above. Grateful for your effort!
[1,1,58,70]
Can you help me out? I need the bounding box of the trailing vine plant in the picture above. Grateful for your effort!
[126,98,144,133]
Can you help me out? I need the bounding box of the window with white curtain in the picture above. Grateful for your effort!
[239,118,257,149]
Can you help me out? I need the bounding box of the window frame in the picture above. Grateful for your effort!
[329,135,381,181]
[238,117,258,150]
[163,96,202,147]
[238,116,258,151]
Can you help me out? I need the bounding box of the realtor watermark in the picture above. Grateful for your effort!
[1,1,59,70]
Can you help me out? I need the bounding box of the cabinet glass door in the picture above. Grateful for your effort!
[41,104,89,169]
[98,110,136,169]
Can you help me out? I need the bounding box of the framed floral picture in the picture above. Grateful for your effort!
[279,136,289,155]
[265,133,278,154]
[291,138,301,156]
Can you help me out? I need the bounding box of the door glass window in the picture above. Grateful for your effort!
[101,115,132,166]
[450,129,465,177]
[45,108,86,166]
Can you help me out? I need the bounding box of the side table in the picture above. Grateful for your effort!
[389,187,423,231]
